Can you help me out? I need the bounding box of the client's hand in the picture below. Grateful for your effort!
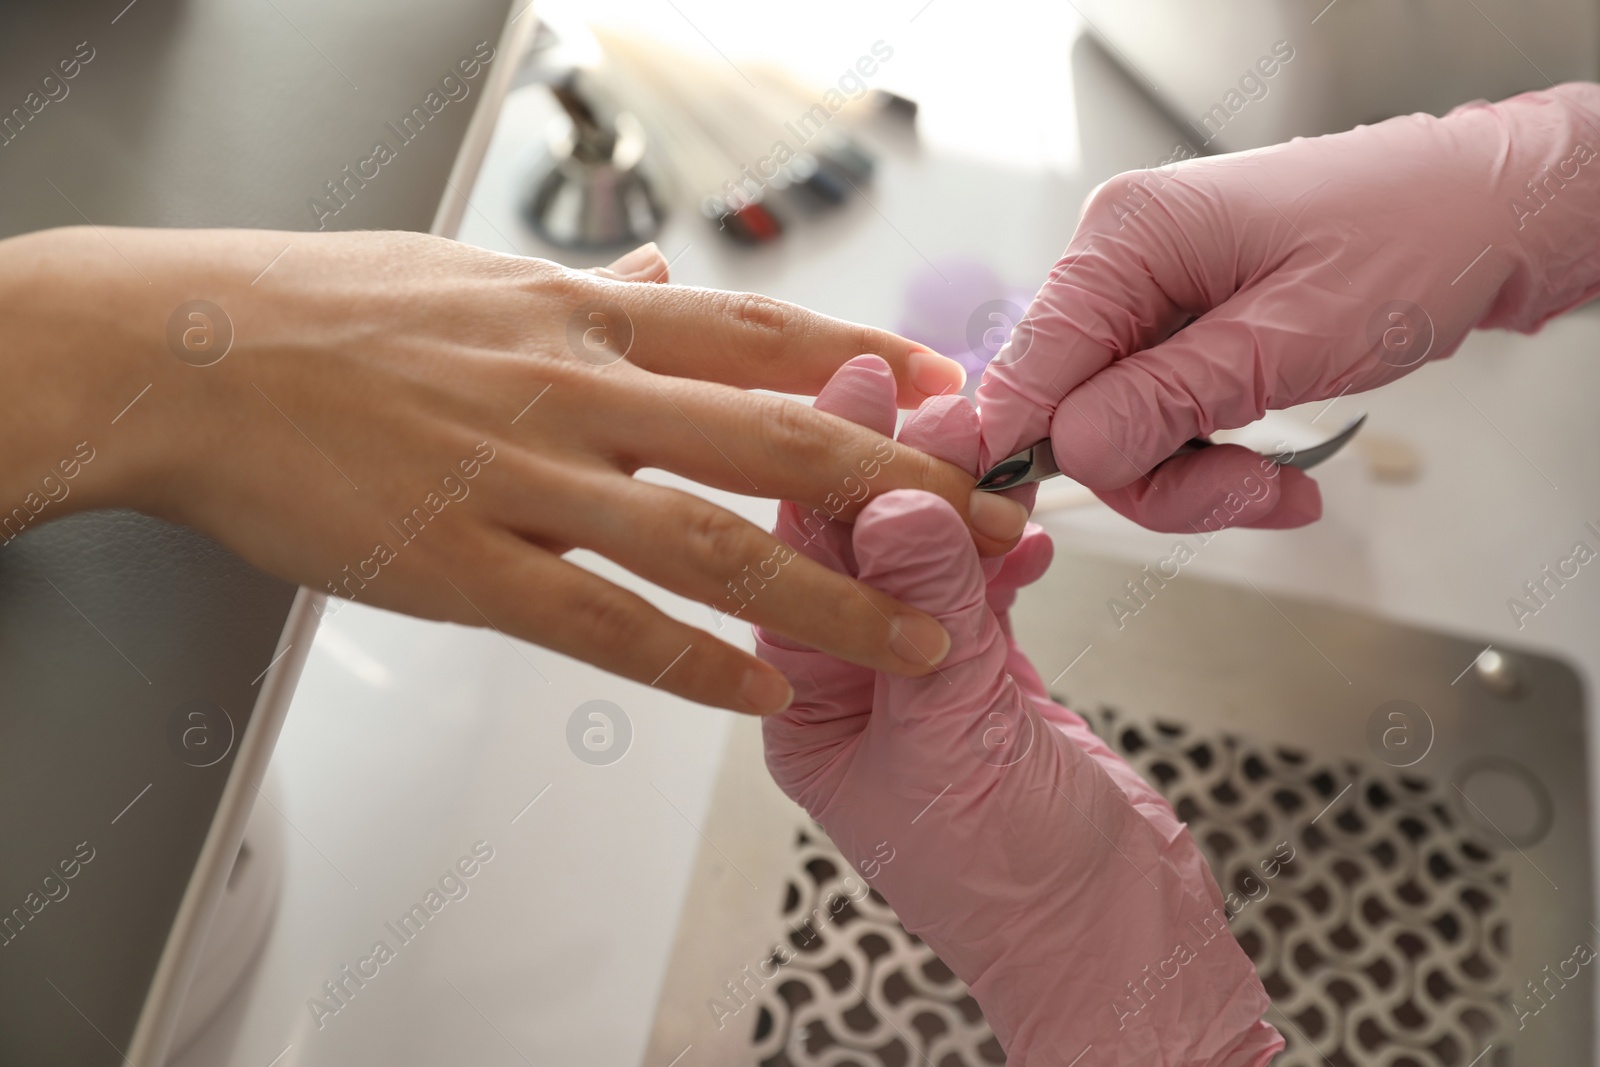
[758,355,1284,1065]
[0,227,1011,716]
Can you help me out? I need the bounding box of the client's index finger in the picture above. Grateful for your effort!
[595,277,967,404]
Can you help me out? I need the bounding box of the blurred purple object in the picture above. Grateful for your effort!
[897,257,1033,399]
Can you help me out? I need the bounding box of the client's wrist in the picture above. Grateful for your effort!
[0,226,185,530]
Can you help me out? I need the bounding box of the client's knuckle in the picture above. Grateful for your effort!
[680,503,759,569]
[570,586,646,649]
[717,290,798,345]
[760,396,833,466]
[845,320,887,359]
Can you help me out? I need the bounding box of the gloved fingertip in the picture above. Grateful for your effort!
[1242,468,1323,528]
[1004,523,1055,582]
[815,355,899,437]
[899,393,981,473]
[985,522,1055,616]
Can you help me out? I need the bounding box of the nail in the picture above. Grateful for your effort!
[606,241,664,280]
[888,613,951,668]
[740,666,794,715]
[968,490,1029,541]
[908,349,966,397]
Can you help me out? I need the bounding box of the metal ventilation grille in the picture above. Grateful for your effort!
[1084,706,1514,1067]
[747,708,1515,1066]
[748,832,1004,1066]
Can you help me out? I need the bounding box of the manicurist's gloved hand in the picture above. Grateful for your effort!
[979,83,1600,532]
[758,355,1284,1065]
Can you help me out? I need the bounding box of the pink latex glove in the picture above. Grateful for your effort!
[978,83,1600,532]
[758,355,1283,1065]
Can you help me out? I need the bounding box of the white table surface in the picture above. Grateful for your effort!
[179,9,1600,1066]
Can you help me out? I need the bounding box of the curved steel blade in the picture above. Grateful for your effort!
[1270,413,1367,470]
[974,414,1366,492]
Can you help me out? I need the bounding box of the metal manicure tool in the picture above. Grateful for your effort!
[974,413,1368,493]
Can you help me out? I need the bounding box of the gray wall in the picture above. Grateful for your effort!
[0,1,512,1062]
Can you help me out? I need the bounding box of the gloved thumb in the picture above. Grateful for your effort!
[852,490,1029,766]
[853,490,991,660]
[1093,443,1323,532]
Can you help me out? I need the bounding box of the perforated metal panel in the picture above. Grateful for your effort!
[746,829,1003,1067]
[1082,709,1514,1067]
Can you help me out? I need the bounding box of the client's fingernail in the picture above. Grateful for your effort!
[740,667,794,715]
[889,614,952,668]
[607,241,664,280]
[909,349,966,397]
[968,490,1029,540]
